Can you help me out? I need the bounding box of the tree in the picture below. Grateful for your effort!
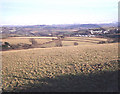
[29,38,37,45]
[55,40,62,47]
[74,42,78,46]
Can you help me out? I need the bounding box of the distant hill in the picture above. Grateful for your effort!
[1,23,118,37]
[1,22,117,29]
[98,23,118,27]
[22,23,117,29]
[21,24,103,29]
[79,24,102,29]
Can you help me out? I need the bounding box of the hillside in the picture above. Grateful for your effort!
[2,41,118,92]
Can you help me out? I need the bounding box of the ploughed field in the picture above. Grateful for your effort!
[2,37,119,92]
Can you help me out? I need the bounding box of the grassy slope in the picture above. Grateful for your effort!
[2,42,119,92]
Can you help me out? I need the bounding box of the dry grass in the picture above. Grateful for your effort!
[1,37,119,92]
[65,37,107,41]
[2,38,53,45]
[1,37,107,47]
[10,37,57,39]
[62,37,108,46]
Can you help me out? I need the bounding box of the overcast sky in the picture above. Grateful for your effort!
[0,0,119,25]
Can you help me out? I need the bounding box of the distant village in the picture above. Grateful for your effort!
[0,24,119,39]
[71,28,119,37]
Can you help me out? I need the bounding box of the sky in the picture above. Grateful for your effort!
[0,0,119,25]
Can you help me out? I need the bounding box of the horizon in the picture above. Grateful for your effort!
[0,0,118,25]
[0,22,118,26]
[0,22,118,27]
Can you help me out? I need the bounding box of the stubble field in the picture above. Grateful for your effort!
[2,37,55,45]
[1,37,119,92]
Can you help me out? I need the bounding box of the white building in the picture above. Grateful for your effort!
[90,30,103,34]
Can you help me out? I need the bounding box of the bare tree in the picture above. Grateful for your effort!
[74,42,78,46]
[55,40,62,47]
[29,38,37,45]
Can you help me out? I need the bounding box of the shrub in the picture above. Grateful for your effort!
[22,44,32,49]
[55,40,62,47]
[74,42,78,46]
[111,38,119,43]
[29,38,37,45]
[2,42,11,50]
[107,38,119,43]
[52,38,55,40]
[40,46,46,48]
[4,42,10,46]
[11,45,19,49]
[98,41,106,44]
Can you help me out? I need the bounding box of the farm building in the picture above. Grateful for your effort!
[89,28,105,34]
